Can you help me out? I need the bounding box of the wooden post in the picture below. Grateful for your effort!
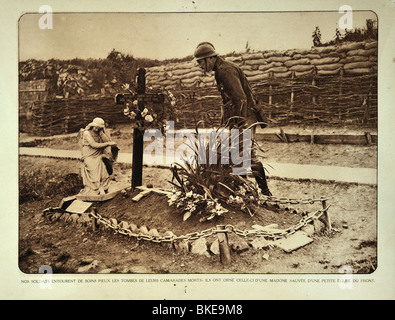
[320,199,332,231]
[290,71,295,110]
[289,71,295,124]
[368,85,373,125]
[339,67,344,123]
[365,132,372,145]
[311,67,317,127]
[31,102,37,132]
[217,226,231,264]
[131,68,146,190]
[38,102,45,136]
[339,67,344,96]
[268,71,273,106]
[64,101,69,134]
[363,97,370,124]
[280,128,288,143]
[49,102,53,136]
[90,207,98,232]
[312,66,317,105]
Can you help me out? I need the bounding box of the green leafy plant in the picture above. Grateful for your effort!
[167,120,269,222]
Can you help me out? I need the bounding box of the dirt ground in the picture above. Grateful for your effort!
[18,126,378,275]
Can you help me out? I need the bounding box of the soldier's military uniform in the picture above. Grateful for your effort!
[194,42,272,196]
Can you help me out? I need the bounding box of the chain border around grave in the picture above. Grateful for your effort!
[42,194,331,246]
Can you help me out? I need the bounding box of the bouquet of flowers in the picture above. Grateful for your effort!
[120,83,178,131]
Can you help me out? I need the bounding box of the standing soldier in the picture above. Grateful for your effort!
[194,42,272,196]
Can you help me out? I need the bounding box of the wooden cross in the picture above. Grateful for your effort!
[131,68,146,190]
[115,68,165,190]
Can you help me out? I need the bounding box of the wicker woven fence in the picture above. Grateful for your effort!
[20,40,378,136]
[146,40,378,129]
[166,71,377,129]
[28,97,130,136]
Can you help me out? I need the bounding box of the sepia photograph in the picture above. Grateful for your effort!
[2,0,394,300]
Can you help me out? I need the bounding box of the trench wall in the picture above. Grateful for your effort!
[146,40,378,129]
[20,41,378,135]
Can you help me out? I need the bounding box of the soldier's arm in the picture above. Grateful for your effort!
[218,67,247,107]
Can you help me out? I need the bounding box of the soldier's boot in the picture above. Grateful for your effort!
[252,161,272,196]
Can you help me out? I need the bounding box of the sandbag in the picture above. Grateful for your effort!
[244,69,263,77]
[172,68,198,76]
[201,76,215,83]
[146,75,160,82]
[320,51,346,59]
[267,56,292,63]
[289,64,314,72]
[310,57,340,65]
[297,49,310,55]
[311,45,336,54]
[364,41,378,50]
[343,61,375,69]
[176,62,197,70]
[162,79,178,86]
[273,71,292,78]
[147,80,160,87]
[182,81,199,88]
[292,54,303,60]
[181,76,200,84]
[295,70,313,78]
[244,58,268,66]
[340,55,369,64]
[199,81,216,88]
[247,73,269,82]
[336,42,365,53]
[284,49,301,57]
[284,58,311,67]
[264,51,284,58]
[316,63,343,71]
[266,66,289,73]
[347,48,377,57]
[317,68,340,76]
[225,56,243,63]
[344,68,371,75]
[303,53,321,60]
[182,70,204,79]
[167,73,183,80]
[259,62,283,71]
[164,64,178,71]
[240,64,254,71]
[149,66,166,72]
[242,53,264,60]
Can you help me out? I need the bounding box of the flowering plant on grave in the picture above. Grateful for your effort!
[166,122,271,222]
[120,83,179,132]
[167,189,229,222]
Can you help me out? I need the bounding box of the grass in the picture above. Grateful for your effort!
[19,168,83,204]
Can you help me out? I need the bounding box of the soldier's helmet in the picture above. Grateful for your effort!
[194,42,218,60]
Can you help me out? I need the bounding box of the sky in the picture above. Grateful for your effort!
[19,11,377,61]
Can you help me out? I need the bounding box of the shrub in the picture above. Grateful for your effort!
[167,122,268,222]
